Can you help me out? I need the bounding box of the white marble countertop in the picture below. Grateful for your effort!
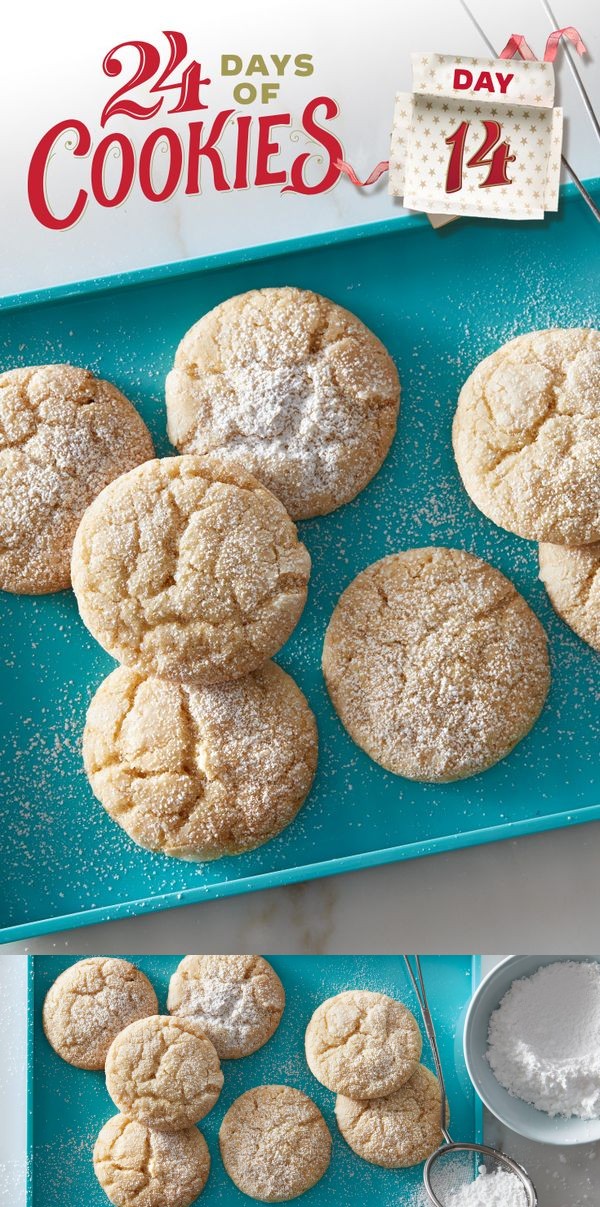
[1,955,599,1206]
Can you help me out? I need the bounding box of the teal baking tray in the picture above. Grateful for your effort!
[26,954,481,1206]
[2,182,599,942]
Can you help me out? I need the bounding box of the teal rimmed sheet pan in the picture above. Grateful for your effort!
[26,954,480,1206]
[1,181,599,941]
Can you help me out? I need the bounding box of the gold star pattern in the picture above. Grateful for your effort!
[392,56,561,219]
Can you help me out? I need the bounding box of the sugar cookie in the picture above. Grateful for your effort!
[335,1065,447,1167]
[93,1115,210,1207]
[219,1085,331,1202]
[453,328,600,544]
[71,455,310,685]
[167,955,285,1058]
[539,541,600,651]
[322,547,550,782]
[305,990,422,1099]
[83,661,317,860]
[165,287,400,519]
[105,1015,223,1132]
[42,957,158,1070]
[0,364,153,594]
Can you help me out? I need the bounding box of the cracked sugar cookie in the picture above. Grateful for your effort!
[105,1015,223,1131]
[219,1085,331,1202]
[165,287,400,519]
[71,455,310,684]
[322,547,550,782]
[453,328,600,544]
[83,661,317,860]
[42,957,158,1070]
[305,990,422,1099]
[335,1064,447,1168]
[539,540,600,651]
[168,955,285,1058]
[94,1116,210,1207]
[0,365,153,594]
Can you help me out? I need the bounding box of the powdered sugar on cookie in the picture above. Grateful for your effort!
[0,364,153,593]
[83,661,317,860]
[166,287,400,519]
[453,328,600,544]
[323,547,550,782]
[219,1085,331,1201]
[71,455,310,684]
[168,954,285,1058]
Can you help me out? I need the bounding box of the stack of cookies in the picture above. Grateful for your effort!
[42,954,337,1206]
[305,989,446,1170]
[69,287,400,861]
[42,958,212,1207]
[42,957,216,1207]
[73,455,318,862]
[0,286,402,861]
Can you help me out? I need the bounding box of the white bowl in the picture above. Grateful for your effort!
[463,955,600,1145]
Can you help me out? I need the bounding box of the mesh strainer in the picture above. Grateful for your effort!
[403,956,538,1207]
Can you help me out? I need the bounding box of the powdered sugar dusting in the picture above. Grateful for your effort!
[323,547,550,782]
[220,1084,332,1200]
[408,1158,528,1207]
[83,661,317,860]
[167,954,285,1059]
[166,286,400,518]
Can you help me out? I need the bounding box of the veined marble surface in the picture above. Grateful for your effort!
[5,820,600,956]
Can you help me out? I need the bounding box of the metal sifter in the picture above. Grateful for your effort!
[403,956,538,1207]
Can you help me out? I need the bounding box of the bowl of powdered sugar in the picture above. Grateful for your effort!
[463,956,600,1144]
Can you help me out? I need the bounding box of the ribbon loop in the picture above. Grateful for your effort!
[499,27,587,62]
[544,26,587,62]
[499,34,536,60]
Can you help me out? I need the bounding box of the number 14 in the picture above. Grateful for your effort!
[445,119,516,193]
